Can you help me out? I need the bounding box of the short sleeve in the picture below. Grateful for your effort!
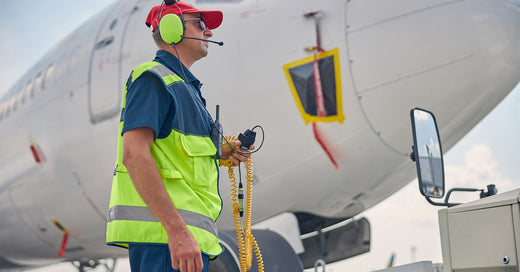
[122,72,175,139]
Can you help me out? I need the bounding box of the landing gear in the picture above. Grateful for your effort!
[72,258,117,272]
[209,230,304,272]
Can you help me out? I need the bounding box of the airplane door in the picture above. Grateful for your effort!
[88,1,138,124]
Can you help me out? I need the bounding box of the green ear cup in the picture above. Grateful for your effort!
[159,14,183,44]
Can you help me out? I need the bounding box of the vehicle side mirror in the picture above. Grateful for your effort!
[410,108,445,198]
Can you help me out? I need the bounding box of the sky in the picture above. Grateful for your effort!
[1,1,519,272]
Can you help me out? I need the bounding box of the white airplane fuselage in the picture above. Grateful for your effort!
[1,0,519,269]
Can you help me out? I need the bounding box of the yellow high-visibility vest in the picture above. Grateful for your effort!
[106,61,223,256]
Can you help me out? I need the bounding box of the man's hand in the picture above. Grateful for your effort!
[169,228,203,272]
[221,140,253,166]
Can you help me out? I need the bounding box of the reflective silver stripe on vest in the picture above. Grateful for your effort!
[120,108,126,122]
[149,64,183,85]
[107,205,217,237]
[150,64,172,77]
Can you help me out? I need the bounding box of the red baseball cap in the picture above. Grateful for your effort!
[146,1,223,31]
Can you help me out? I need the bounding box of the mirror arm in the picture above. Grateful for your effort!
[425,187,485,207]
[445,188,483,205]
[424,196,450,207]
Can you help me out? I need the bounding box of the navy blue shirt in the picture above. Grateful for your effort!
[122,50,211,139]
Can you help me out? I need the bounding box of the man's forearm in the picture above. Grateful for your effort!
[122,128,202,271]
[122,129,187,234]
[126,153,187,233]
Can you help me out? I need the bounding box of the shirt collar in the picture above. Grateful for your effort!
[154,50,206,106]
[154,50,201,87]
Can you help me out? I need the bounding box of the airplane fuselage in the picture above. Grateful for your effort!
[1,0,519,269]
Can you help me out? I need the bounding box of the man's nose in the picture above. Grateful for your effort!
[204,29,213,37]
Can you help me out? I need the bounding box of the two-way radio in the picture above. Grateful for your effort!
[211,105,264,157]
[212,105,223,159]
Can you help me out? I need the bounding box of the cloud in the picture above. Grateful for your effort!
[429,137,441,155]
[328,181,442,271]
[445,144,517,203]
[330,143,517,271]
[414,110,430,121]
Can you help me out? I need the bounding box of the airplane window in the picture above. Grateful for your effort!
[8,96,16,113]
[3,102,6,116]
[17,89,25,106]
[26,80,34,98]
[34,72,43,92]
[7,98,14,116]
[42,64,55,90]
[0,102,7,120]
[13,95,19,111]
[109,19,117,30]
[55,54,68,83]
[17,86,25,105]
[22,83,30,104]
[69,46,81,70]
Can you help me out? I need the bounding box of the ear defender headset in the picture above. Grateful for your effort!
[156,0,184,45]
[159,13,184,44]
[156,0,223,46]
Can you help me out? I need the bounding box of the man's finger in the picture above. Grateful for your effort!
[179,259,186,272]
[195,254,204,272]
[186,258,195,272]
[229,155,239,166]
[233,151,249,162]
[171,255,180,270]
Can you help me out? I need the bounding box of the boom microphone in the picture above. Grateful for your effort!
[181,36,224,46]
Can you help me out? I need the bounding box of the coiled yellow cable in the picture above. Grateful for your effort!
[220,136,264,272]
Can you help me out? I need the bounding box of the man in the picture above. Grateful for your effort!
[106,1,250,272]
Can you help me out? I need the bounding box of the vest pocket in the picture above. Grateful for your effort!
[179,134,217,157]
[158,168,182,180]
[179,134,217,189]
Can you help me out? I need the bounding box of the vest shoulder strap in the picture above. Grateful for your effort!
[130,61,184,85]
